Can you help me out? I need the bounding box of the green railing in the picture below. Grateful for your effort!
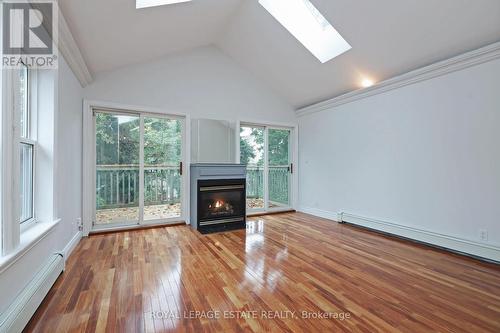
[269,166,289,205]
[96,165,181,210]
[246,165,264,199]
[96,165,289,209]
[246,165,289,205]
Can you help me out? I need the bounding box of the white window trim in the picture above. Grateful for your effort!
[1,66,43,256]
[82,100,191,236]
[19,69,39,233]
[1,69,20,255]
[0,8,57,259]
[19,138,36,230]
[0,219,59,274]
[237,120,299,213]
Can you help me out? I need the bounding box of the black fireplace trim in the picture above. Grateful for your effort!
[197,178,246,234]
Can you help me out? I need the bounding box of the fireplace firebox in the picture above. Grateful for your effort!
[190,164,247,234]
[198,179,245,231]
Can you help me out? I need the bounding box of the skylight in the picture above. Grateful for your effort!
[136,0,191,9]
[258,0,351,63]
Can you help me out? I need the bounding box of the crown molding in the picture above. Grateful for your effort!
[57,5,93,87]
[297,41,500,117]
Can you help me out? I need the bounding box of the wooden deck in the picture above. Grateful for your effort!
[25,212,500,332]
[95,204,181,225]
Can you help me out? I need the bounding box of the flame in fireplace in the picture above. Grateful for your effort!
[208,200,224,209]
[206,199,235,217]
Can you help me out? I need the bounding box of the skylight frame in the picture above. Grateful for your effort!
[258,0,352,63]
[136,0,192,9]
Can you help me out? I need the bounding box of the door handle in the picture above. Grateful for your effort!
[179,161,183,175]
[289,163,293,174]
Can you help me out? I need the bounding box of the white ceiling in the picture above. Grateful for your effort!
[60,0,500,108]
[58,0,243,73]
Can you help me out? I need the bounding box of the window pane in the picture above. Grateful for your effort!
[268,129,291,208]
[19,66,29,139]
[20,143,34,223]
[143,117,182,220]
[95,112,140,225]
[240,126,264,210]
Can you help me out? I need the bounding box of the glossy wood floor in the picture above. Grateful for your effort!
[25,213,500,332]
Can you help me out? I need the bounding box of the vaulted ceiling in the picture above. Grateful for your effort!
[59,0,500,108]
[58,0,243,73]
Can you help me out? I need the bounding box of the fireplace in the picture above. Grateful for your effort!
[190,164,246,234]
[198,179,245,229]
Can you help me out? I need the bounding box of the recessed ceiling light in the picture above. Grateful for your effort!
[136,0,191,9]
[361,79,374,88]
[259,0,351,63]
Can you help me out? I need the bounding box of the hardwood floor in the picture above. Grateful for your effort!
[25,212,500,332]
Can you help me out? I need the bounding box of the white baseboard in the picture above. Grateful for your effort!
[298,206,340,222]
[0,233,81,332]
[299,207,500,262]
[62,232,82,262]
[0,254,64,333]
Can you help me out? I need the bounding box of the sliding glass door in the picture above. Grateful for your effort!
[240,126,265,211]
[94,110,184,228]
[240,124,293,213]
[95,112,140,226]
[268,128,291,209]
[143,116,182,221]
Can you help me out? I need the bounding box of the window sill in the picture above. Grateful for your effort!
[20,217,38,233]
[0,219,60,275]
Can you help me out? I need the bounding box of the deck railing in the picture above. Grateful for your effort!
[96,164,289,209]
[245,165,289,205]
[96,165,181,209]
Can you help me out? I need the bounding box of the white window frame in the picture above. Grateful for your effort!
[1,65,40,255]
[19,66,38,232]
[83,100,190,236]
[0,69,15,255]
[237,120,298,214]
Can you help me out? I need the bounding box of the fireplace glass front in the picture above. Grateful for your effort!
[197,179,246,230]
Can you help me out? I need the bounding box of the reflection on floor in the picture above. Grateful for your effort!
[246,198,282,209]
[95,203,181,224]
[25,213,500,332]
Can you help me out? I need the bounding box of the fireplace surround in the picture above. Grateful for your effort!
[190,164,246,233]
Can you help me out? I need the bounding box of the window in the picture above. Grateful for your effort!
[93,111,184,228]
[18,65,35,224]
[136,0,191,9]
[259,0,352,63]
[1,63,54,256]
[240,124,293,212]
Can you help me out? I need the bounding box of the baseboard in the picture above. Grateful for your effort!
[89,221,186,236]
[247,209,296,218]
[62,232,82,262]
[0,232,81,332]
[299,206,500,262]
[298,206,340,222]
[0,254,64,333]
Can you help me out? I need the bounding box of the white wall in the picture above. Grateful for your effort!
[298,57,500,257]
[1,45,294,315]
[54,55,84,249]
[191,119,235,163]
[0,56,83,314]
[84,46,295,124]
[81,46,295,231]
